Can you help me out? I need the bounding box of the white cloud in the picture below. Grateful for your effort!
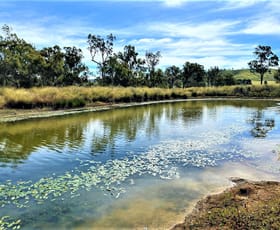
[147,20,240,40]
[243,16,280,35]
[127,36,252,69]
[4,17,252,70]
[266,1,280,13]
[163,0,186,7]
[0,1,267,71]
[160,54,249,70]
[187,56,250,70]
[217,0,263,10]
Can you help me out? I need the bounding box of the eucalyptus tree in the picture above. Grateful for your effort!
[145,51,161,87]
[152,68,167,88]
[0,25,42,87]
[216,70,235,86]
[118,45,146,86]
[40,46,65,86]
[106,55,130,86]
[165,65,181,88]
[182,62,206,87]
[248,45,279,85]
[207,66,220,86]
[63,46,88,85]
[87,33,115,84]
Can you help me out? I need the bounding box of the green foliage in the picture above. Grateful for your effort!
[0,25,42,88]
[165,65,182,88]
[116,45,146,86]
[207,66,220,86]
[0,25,88,88]
[87,33,115,82]
[1,25,280,89]
[207,68,236,86]
[248,45,279,85]
[274,68,280,83]
[217,70,236,86]
[145,51,161,87]
[0,216,21,230]
[182,62,206,87]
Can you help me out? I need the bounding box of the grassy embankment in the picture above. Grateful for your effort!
[0,85,280,110]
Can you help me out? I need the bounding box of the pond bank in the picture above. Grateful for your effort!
[1,98,279,123]
[172,178,280,229]
[0,99,191,122]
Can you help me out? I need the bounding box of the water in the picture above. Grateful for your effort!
[1,99,280,229]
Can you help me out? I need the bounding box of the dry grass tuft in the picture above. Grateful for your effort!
[1,85,280,110]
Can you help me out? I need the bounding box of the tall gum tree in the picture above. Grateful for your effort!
[248,45,279,85]
[145,51,161,87]
[87,33,115,84]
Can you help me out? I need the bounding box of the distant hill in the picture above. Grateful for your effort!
[232,69,276,81]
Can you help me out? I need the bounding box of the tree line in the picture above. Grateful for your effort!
[0,25,88,88]
[0,24,279,88]
[87,33,240,88]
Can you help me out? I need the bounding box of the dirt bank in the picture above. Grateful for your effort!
[172,177,280,230]
[1,98,279,123]
[0,100,189,123]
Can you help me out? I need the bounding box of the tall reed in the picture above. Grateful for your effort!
[1,85,280,110]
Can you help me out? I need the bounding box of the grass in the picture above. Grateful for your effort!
[174,180,280,230]
[1,85,280,110]
[251,80,278,85]
[233,69,276,81]
[0,86,189,109]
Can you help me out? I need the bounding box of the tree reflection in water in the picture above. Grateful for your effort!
[249,110,275,138]
[0,100,277,164]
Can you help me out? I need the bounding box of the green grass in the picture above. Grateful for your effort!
[1,85,280,110]
[233,69,277,82]
[251,80,278,85]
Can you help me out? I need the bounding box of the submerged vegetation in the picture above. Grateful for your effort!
[1,85,280,110]
[0,126,256,229]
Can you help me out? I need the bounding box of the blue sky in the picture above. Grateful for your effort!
[0,0,279,72]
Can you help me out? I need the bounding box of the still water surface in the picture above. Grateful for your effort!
[1,100,280,229]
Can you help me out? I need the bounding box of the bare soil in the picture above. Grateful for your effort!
[172,177,280,230]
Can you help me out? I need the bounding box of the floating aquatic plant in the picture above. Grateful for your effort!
[0,216,21,230]
[0,125,257,229]
[0,126,250,207]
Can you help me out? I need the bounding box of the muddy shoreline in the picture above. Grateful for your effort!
[172,178,280,229]
[0,99,191,123]
[1,98,279,123]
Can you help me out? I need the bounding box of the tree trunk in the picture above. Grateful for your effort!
[260,73,264,85]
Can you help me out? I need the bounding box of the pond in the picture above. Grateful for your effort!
[1,99,280,229]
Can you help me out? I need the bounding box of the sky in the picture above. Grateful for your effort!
[0,0,279,73]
